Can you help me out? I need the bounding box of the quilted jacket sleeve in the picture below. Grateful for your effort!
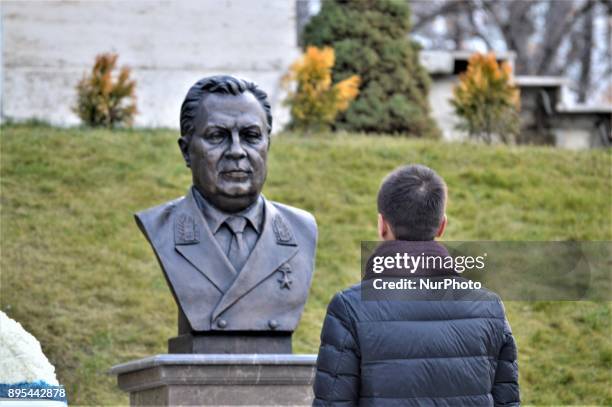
[492,312,520,406]
[313,292,360,406]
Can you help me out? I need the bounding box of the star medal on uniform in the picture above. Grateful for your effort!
[277,264,293,290]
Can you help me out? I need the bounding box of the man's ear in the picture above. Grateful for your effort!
[435,214,447,239]
[378,213,395,241]
[178,137,191,168]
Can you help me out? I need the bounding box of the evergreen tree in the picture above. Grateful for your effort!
[303,0,440,137]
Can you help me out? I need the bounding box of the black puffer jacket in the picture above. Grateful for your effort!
[313,241,519,406]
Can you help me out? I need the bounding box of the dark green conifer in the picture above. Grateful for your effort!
[303,0,440,137]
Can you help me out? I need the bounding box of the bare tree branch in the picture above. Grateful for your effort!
[408,0,609,101]
[410,1,470,32]
[578,5,594,101]
[482,0,536,73]
[535,0,597,74]
[465,8,495,50]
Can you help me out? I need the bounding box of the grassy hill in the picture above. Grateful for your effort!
[1,124,610,405]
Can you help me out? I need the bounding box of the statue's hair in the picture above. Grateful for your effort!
[180,75,272,140]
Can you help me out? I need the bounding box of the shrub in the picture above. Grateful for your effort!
[283,46,360,132]
[302,0,440,137]
[451,53,520,144]
[74,53,137,128]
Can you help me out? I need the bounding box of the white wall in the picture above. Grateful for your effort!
[1,0,300,131]
[427,76,467,141]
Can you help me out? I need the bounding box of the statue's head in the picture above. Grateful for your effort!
[179,75,272,213]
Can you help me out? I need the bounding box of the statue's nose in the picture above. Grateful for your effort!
[225,132,247,159]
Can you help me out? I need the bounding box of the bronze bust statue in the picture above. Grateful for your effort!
[135,76,317,353]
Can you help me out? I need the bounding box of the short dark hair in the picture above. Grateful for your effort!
[377,164,447,241]
[179,75,272,141]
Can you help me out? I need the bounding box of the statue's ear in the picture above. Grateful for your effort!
[178,137,191,168]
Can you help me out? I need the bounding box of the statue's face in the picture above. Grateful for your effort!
[180,92,269,213]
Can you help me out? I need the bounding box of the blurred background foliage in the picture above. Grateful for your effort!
[283,46,360,133]
[1,124,610,405]
[73,53,137,129]
[451,52,520,143]
[407,0,611,104]
[302,0,441,137]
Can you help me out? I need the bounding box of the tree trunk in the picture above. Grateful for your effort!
[578,5,594,102]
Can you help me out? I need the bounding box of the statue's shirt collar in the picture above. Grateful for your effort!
[191,186,264,235]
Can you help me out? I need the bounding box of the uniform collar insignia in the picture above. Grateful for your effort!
[272,214,297,246]
[175,213,200,245]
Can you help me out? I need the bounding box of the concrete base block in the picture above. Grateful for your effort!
[110,354,317,406]
[168,333,292,354]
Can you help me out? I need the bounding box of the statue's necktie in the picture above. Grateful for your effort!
[225,216,248,272]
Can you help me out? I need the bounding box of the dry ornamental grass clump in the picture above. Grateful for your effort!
[452,53,520,144]
[73,53,137,128]
[283,46,360,133]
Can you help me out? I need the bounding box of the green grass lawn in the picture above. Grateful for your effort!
[1,124,611,405]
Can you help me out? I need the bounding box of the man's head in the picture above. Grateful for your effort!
[377,164,447,241]
[178,75,273,213]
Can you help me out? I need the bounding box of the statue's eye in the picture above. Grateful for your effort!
[243,131,262,143]
[206,131,226,143]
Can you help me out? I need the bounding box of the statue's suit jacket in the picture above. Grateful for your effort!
[135,188,317,332]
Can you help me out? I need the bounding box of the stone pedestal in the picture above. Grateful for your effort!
[110,354,317,406]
